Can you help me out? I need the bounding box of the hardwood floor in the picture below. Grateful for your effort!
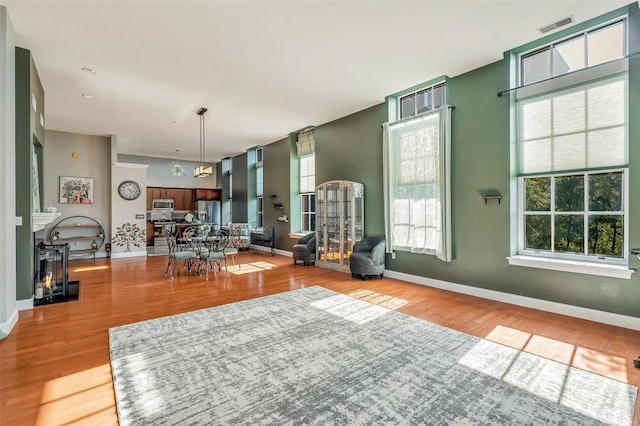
[2,251,640,425]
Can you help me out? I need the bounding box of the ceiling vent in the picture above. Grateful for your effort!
[538,16,574,34]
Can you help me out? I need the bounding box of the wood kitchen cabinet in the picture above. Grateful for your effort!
[195,188,222,201]
[173,189,185,210]
[161,188,173,199]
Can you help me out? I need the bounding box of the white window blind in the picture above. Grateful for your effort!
[517,74,628,175]
[296,128,315,157]
[383,106,452,261]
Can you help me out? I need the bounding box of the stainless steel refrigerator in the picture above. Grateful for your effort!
[197,200,221,229]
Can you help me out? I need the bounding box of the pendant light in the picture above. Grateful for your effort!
[193,107,212,178]
[171,149,185,177]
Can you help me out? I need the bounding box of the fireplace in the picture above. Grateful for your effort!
[34,243,69,305]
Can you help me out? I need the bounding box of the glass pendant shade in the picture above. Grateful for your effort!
[172,150,184,176]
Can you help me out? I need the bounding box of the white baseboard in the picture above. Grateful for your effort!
[0,307,19,337]
[249,245,292,258]
[16,297,33,311]
[384,270,640,331]
[111,251,147,259]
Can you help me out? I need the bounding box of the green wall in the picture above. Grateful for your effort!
[232,154,248,223]
[226,3,640,317]
[15,47,43,301]
[315,105,387,237]
[263,137,292,249]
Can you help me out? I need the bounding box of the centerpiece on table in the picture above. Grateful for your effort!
[200,223,212,237]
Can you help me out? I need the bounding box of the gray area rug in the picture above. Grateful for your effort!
[109,286,637,425]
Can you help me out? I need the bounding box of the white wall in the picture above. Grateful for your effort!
[42,130,111,256]
[0,6,17,337]
[111,162,148,258]
[118,153,217,188]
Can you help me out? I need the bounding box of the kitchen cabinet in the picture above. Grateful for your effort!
[183,189,194,210]
[195,188,222,201]
[161,188,174,199]
[173,189,185,210]
[146,222,154,246]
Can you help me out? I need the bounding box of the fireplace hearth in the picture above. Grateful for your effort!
[34,243,69,306]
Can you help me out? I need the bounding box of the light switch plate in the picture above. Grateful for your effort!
[15,216,22,226]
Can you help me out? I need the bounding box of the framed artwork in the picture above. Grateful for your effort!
[59,176,94,204]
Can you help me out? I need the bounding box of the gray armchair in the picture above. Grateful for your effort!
[349,236,386,280]
[293,233,316,266]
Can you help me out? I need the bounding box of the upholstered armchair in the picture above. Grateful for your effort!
[293,233,316,266]
[349,236,386,280]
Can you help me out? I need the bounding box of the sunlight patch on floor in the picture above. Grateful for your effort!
[227,261,277,275]
[458,335,634,425]
[73,265,109,273]
[310,290,407,325]
[37,363,114,425]
[484,324,627,383]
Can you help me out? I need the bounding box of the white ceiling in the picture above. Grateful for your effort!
[0,0,631,162]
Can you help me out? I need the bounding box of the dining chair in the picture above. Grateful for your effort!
[164,230,197,279]
[197,231,229,280]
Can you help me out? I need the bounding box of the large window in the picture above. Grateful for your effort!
[521,19,625,85]
[516,28,628,268]
[384,103,452,261]
[256,147,263,227]
[300,153,315,232]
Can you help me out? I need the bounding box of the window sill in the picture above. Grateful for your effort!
[289,232,307,239]
[506,255,634,280]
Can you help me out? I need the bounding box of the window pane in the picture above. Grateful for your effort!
[553,91,585,134]
[525,215,551,250]
[589,172,622,211]
[310,214,316,231]
[416,89,431,114]
[588,215,623,257]
[523,48,551,85]
[401,94,416,118]
[554,215,584,253]
[521,99,551,140]
[432,84,446,109]
[588,21,625,67]
[552,35,585,76]
[555,175,584,212]
[525,177,551,211]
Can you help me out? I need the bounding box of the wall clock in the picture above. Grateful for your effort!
[118,180,142,201]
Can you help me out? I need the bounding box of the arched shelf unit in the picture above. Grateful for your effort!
[49,215,105,260]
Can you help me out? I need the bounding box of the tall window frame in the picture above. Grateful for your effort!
[384,98,452,261]
[256,147,264,227]
[511,17,630,276]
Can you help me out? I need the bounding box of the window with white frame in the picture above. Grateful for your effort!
[300,153,315,232]
[256,147,263,227]
[521,19,625,86]
[384,98,452,261]
[257,196,263,227]
[515,20,628,267]
[399,82,446,119]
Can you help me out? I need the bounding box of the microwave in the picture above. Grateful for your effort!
[152,199,174,210]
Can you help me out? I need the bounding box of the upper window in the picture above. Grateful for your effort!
[521,19,626,85]
[399,82,446,119]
